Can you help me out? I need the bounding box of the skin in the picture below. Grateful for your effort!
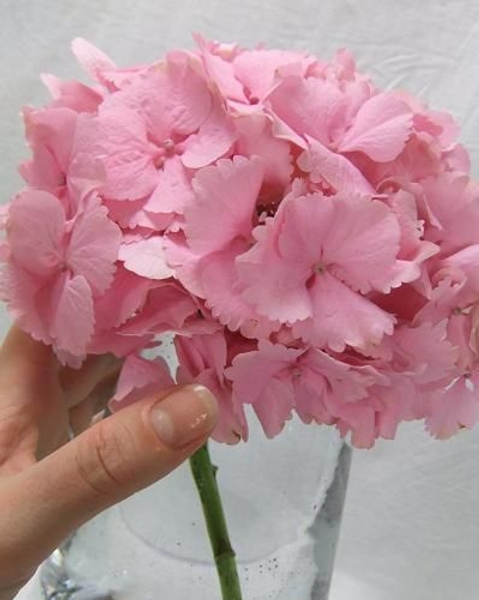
[0,326,218,600]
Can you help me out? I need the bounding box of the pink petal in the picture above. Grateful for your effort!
[279,194,401,294]
[106,58,212,141]
[8,190,65,276]
[201,245,253,329]
[181,101,236,169]
[176,331,228,382]
[158,56,213,137]
[237,204,312,323]
[443,144,470,173]
[50,273,95,356]
[185,156,264,254]
[163,231,206,298]
[119,236,174,280]
[143,157,195,215]
[102,197,168,231]
[234,49,314,101]
[67,153,106,207]
[369,133,443,184]
[184,367,246,444]
[109,353,174,411]
[385,189,427,260]
[199,374,247,444]
[175,332,249,443]
[293,273,396,352]
[54,349,85,368]
[267,76,347,145]
[425,374,479,438]
[23,106,78,174]
[226,340,303,403]
[89,329,153,357]
[422,173,479,254]
[339,93,413,162]
[292,370,334,426]
[195,35,247,102]
[227,341,301,437]
[67,199,121,294]
[200,241,279,337]
[336,402,377,448]
[445,312,474,373]
[238,245,312,323]
[391,320,457,386]
[129,209,176,232]
[119,282,197,336]
[297,137,374,194]
[19,146,64,195]
[414,274,466,325]
[293,349,384,427]
[442,245,479,302]
[20,107,81,195]
[41,73,103,113]
[71,38,117,87]
[77,106,158,200]
[94,265,153,330]
[235,114,293,189]
[250,376,295,438]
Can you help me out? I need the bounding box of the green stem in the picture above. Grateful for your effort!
[189,443,243,600]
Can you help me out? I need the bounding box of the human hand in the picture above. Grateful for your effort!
[0,326,218,599]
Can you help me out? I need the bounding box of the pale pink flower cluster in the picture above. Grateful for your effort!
[3,36,479,447]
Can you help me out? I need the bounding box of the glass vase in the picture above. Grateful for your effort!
[40,410,351,600]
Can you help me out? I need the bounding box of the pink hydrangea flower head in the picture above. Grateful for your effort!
[2,35,479,446]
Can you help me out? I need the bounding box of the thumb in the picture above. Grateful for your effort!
[1,384,217,580]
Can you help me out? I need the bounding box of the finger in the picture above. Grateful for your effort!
[0,327,64,469]
[60,354,123,409]
[0,384,217,582]
[0,326,58,407]
[69,366,122,435]
[68,400,96,437]
[1,326,121,410]
[0,325,55,369]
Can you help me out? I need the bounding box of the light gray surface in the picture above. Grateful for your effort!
[2,1,479,598]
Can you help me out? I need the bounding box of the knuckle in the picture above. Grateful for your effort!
[75,421,137,499]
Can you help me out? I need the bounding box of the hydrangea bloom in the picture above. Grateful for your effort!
[3,36,479,447]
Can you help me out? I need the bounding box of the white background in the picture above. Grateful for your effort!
[1,1,479,598]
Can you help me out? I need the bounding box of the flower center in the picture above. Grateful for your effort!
[313,261,327,275]
[152,139,178,169]
[162,138,176,157]
[290,366,302,380]
[256,200,281,221]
